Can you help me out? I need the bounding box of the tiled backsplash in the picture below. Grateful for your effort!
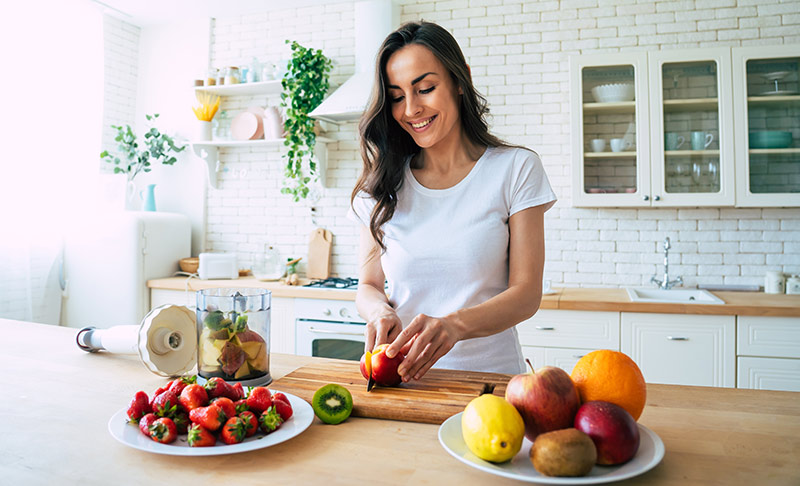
[108,0,800,287]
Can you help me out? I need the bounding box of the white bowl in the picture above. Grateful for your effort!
[591,83,635,103]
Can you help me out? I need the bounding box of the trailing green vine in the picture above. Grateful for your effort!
[280,40,333,201]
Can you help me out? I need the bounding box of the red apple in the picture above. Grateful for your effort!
[504,360,581,442]
[574,401,640,465]
[359,344,403,387]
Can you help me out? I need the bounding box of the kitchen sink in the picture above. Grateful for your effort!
[625,288,725,305]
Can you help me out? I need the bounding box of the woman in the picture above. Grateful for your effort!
[348,21,556,382]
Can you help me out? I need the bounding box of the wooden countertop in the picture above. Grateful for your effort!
[3,318,798,485]
[149,277,800,316]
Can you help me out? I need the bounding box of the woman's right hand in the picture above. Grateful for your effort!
[365,311,403,353]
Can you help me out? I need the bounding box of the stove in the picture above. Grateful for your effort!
[303,277,359,290]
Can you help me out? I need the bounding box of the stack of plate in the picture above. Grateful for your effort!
[591,83,635,103]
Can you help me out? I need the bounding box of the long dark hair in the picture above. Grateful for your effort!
[352,21,508,252]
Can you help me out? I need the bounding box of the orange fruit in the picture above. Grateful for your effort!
[570,350,646,421]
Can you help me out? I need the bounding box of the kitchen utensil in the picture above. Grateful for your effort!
[270,360,510,424]
[691,131,713,150]
[665,133,685,150]
[610,138,632,152]
[231,111,263,141]
[438,413,665,484]
[179,257,199,273]
[108,391,312,456]
[590,138,606,152]
[75,304,197,376]
[749,131,792,149]
[196,288,272,386]
[307,228,333,280]
[591,83,634,103]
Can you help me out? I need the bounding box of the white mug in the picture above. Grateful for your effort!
[590,139,606,152]
[610,138,632,152]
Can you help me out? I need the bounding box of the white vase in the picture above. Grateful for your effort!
[196,120,212,141]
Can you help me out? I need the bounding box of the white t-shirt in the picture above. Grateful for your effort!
[348,145,556,374]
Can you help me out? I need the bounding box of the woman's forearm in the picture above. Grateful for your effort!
[355,283,396,322]
[447,281,543,341]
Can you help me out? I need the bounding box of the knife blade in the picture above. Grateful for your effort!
[365,349,374,392]
[367,376,375,392]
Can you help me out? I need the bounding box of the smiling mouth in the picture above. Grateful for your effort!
[410,115,436,131]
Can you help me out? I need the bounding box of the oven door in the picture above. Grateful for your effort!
[295,319,366,361]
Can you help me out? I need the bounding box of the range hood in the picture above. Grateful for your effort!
[309,0,399,123]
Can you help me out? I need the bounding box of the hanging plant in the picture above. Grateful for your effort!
[280,40,333,201]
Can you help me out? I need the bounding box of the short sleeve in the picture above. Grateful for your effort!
[509,149,557,216]
[347,191,376,227]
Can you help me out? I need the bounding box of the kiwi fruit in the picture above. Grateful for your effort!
[530,428,597,477]
[312,384,353,425]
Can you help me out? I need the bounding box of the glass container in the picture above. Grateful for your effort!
[196,288,272,386]
[224,66,240,85]
[252,245,284,281]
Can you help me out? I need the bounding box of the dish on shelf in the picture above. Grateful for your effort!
[757,90,799,96]
[749,131,793,149]
[231,111,263,141]
[591,83,634,103]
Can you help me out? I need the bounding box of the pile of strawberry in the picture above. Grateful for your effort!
[126,376,293,447]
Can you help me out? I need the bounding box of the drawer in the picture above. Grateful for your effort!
[521,345,595,375]
[737,316,800,359]
[516,310,619,350]
[737,357,800,392]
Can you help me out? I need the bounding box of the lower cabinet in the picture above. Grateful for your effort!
[621,312,736,388]
[520,345,597,375]
[737,357,800,392]
[737,316,800,392]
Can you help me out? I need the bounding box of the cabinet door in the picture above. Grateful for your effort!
[519,346,595,375]
[732,44,800,207]
[648,48,735,206]
[516,310,619,350]
[737,316,800,359]
[738,357,800,392]
[270,297,296,355]
[520,346,545,372]
[570,53,651,207]
[621,312,735,387]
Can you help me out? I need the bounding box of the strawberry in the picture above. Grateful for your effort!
[126,391,151,422]
[220,417,247,445]
[234,399,249,415]
[230,382,245,400]
[138,413,157,437]
[189,404,227,431]
[173,411,190,434]
[187,424,216,447]
[179,384,208,412]
[247,387,272,415]
[272,396,293,422]
[210,397,236,420]
[258,405,284,434]
[204,377,233,399]
[238,410,258,437]
[149,417,177,444]
[168,375,197,396]
[151,389,179,418]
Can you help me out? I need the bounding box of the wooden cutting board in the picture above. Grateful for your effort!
[271,359,512,424]
[307,228,332,279]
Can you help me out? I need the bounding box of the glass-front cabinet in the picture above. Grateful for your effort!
[733,45,800,207]
[648,49,735,206]
[570,53,650,207]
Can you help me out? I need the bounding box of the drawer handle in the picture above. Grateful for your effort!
[573,355,585,359]
[667,336,689,341]
[307,327,364,337]
[535,326,555,331]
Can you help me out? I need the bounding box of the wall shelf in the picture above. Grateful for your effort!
[665,149,720,156]
[584,151,637,158]
[663,97,718,112]
[194,80,282,97]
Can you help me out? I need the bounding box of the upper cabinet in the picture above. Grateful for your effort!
[732,45,800,207]
[571,44,800,208]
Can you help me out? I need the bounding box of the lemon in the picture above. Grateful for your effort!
[461,394,525,463]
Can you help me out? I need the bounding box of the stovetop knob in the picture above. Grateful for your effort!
[323,308,331,316]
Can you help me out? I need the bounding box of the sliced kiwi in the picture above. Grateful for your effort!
[312,384,353,425]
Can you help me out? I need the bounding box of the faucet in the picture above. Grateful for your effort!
[651,237,683,290]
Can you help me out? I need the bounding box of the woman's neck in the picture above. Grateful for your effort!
[415,130,484,174]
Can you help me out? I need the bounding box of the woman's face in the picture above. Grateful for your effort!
[385,44,462,150]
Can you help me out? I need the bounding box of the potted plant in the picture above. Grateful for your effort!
[100,113,186,206]
[280,40,333,201]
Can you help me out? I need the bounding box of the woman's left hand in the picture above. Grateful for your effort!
[384,313,463,382]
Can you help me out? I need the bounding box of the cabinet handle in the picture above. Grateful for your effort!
[667,336,689,341]
[573,354,585,359]
[654,195,661,201]
[535,326,555,331]
[643,195,650,201]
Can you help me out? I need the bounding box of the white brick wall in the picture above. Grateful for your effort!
[198,0,800,287]
[101,14,140,173]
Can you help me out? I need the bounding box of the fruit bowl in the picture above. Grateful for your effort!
[591,83,634,103]
[749,131,793,149]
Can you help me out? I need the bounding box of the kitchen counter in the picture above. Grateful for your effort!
[148,276,800,316]
[3,318,798,485]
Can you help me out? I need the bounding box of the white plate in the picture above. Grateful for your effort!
[438,412,664,484]
[108,391,313,456]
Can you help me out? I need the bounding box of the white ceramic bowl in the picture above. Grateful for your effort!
[591,83,635,103]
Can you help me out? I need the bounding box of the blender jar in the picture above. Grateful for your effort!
[196,288,272,386]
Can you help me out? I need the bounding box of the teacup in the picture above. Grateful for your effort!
[691,131,713,150]
[590,139,606,152]
[610,138,632,152]
[665,133,685,151]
